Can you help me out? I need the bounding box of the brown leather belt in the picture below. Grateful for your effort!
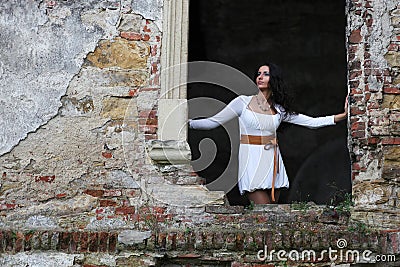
[240,134,279,202]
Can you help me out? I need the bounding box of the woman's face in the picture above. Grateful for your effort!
[256,65,270,90]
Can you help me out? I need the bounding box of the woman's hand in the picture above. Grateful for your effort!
[334,95,349,123]
[344,95,349,114]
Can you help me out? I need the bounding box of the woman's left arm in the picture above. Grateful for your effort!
[283,96,348,129]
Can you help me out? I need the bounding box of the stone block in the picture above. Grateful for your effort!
[60,96,94,117]
[6,195,97,222]
[383,146,400,180]
[353,181,391,207]
[205,205,244,214]
[86,38,150,69]
[385,51,400,67]
[118,14,144,32]
[382,95,400,109]
[101,96,138,120]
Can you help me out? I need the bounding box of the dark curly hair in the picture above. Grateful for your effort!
[254,62,297,120]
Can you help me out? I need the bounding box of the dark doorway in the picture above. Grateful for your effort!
[188,0,351,206]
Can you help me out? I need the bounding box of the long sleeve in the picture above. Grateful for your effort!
[282,113,336,129]
[189,96,246,130]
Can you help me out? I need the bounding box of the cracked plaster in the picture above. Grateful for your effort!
[0,0,121,156]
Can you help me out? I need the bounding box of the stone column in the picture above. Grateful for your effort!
[148,0,191,165]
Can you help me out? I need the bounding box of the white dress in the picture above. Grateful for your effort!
[189,95,336,195]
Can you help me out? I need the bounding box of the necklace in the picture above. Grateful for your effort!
[255,94,270,111]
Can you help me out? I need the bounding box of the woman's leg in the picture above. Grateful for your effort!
[267,188,280,203]
[247,190,271,204]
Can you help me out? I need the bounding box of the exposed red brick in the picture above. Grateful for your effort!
[138,118,158,125]
[352,163,362,171]
[88,233,99,252]
[349,29,362,43]
[24,232,34,251]
[367,137,380,144]
[71,232,80,253]
[14,232,24,253]
[363,59,372,68]
[46,1,57,9]
[56,193,67,199]
[0,203,17,210]
[149,74,160,86]
[151,63,158,74]
[108,233,117,252]
[103,189,122,197]
[367,102,379,109]
[142,34,150,41]
[366,18,373,27]
[128,89,138,96]
[145,134,158,140]
[388,43,399,51]
[382,137,400,145]
[151,45,158,56]
[143,25,151,32]
[350,107,366,115]
[84,189,104,197]
[95,208,105,214]
[139,110,157,118]
[59,232,71,251]
[351,88,363,95]
[99,199,118,207]
[101,151,112,159]
[349,80,360,90]
[351,130,365,138]
[125,189,138,197]
[80,232,89,252]
[34,175,55,183]
[349,70,362,80]
[120,32,141,41]
[153,206,166,214]
[5,231,14,252]
[98,232,109,252]
[383,87,400,94]
[115,206,135,215]
[351,122,366,131]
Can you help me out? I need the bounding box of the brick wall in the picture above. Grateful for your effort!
[347,0,400,229]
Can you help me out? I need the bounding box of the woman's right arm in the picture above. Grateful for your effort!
[189,96,245,130]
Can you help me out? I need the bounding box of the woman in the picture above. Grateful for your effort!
[189,63,348,204]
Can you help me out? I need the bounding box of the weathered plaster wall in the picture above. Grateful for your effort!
[0,0,119,155]
[347,0,400,229]
[0,0,152,229]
